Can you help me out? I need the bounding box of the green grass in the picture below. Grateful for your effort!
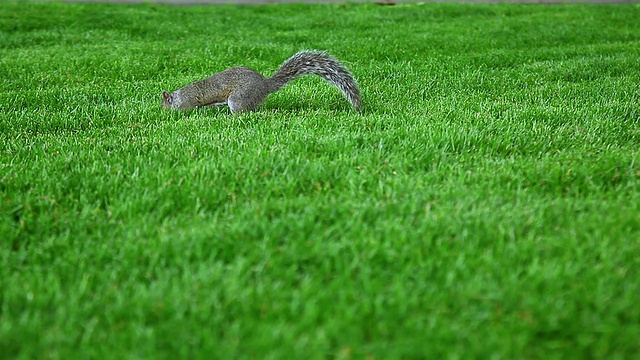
[1,1,640,358]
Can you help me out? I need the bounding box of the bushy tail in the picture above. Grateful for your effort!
[267,50,362,111]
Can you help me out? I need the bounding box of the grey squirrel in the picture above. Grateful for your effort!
[161,50,361,114]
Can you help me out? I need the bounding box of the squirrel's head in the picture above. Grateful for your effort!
[161,91,174,109]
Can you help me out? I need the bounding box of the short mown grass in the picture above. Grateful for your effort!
[1,1,639,358]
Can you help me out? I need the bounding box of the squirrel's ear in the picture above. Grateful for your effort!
[162,91,172,105]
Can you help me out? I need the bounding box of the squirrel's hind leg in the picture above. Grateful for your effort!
[227,88,268,114]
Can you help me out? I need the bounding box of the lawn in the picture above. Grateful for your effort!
[1,1,639,358]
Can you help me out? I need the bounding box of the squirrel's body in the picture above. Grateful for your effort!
[162,51,361,114]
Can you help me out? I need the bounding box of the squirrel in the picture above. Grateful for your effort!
[161,50,361,114]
